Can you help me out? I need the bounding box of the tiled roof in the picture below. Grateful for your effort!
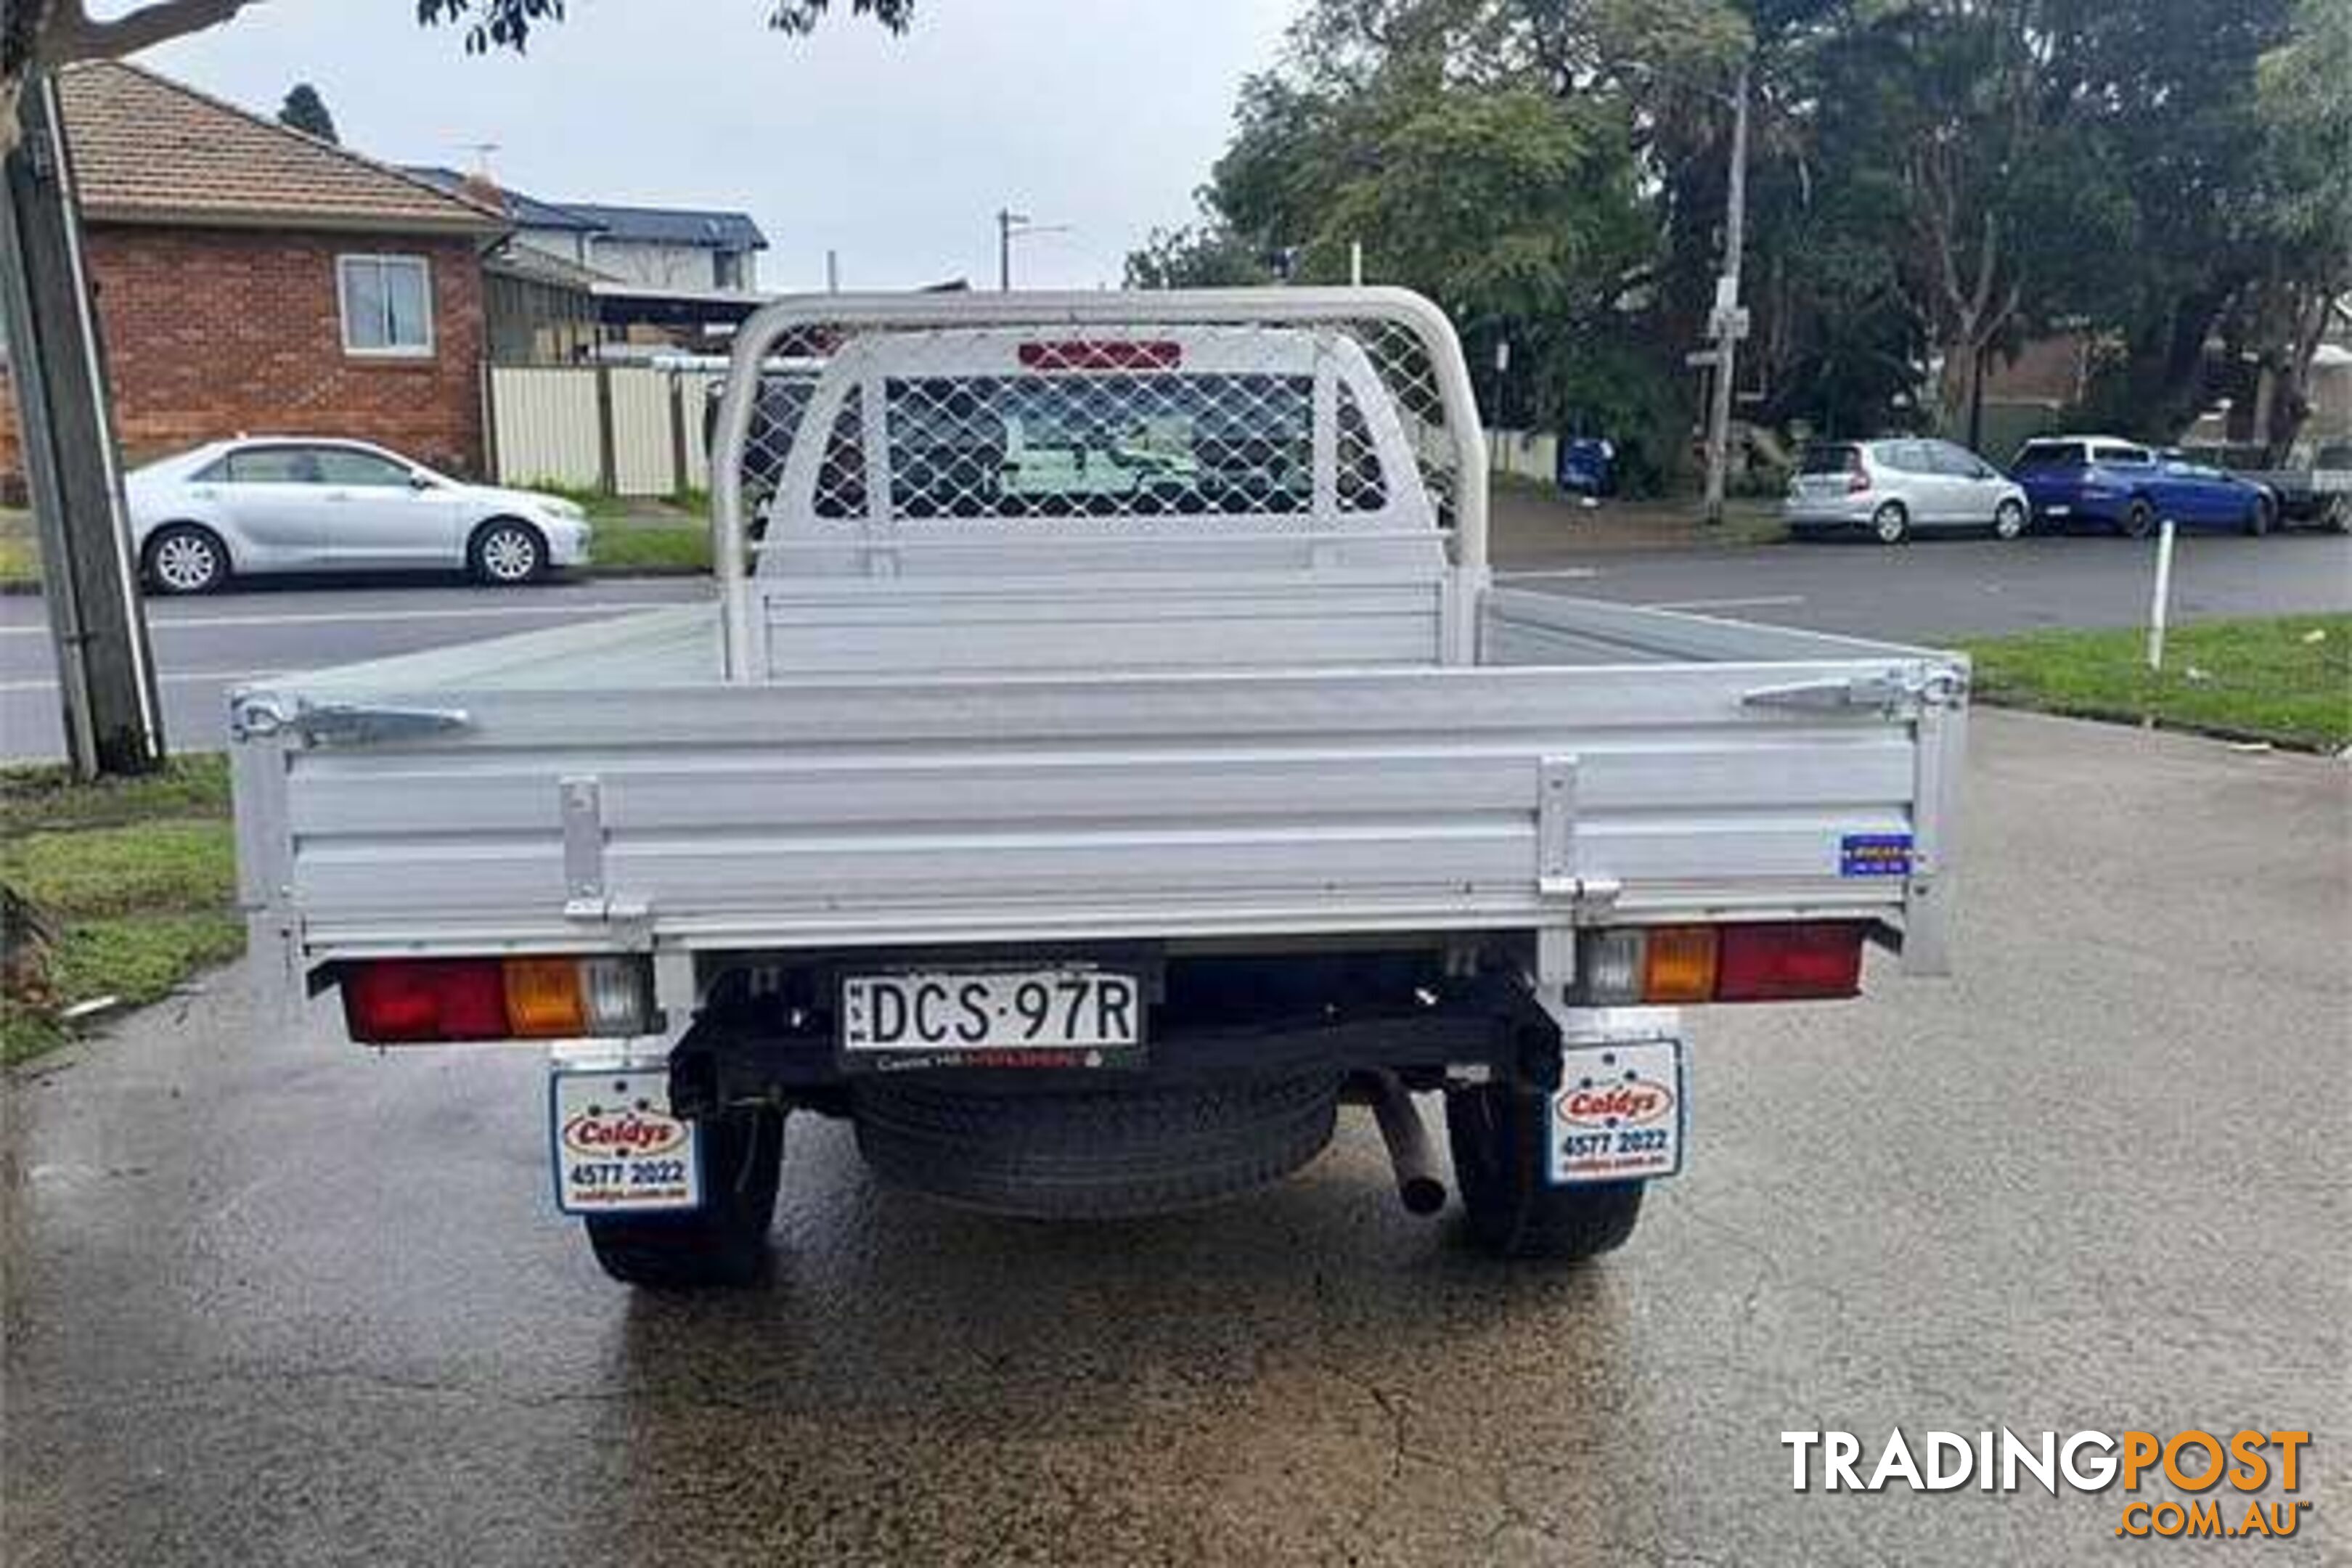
[403,166,600,231]
[558,202,767,250]
[57,62,502,234]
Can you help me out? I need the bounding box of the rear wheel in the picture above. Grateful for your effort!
[468,518,545,584]
[1445,1084,1645,1260]
[2122,499,2157,539]
[2327,496,2351,535]
[2245,495,2274,536]
[144,523,229,594]
[584,1108,783,1288]
[1869,501,1910,545]
[1991,498,2028,541]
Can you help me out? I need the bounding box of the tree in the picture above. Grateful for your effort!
[277,81,337,142]
[2059,0,2302,439]
[1124,216,1273,290]
[1,1,915,155]
[1145,0,1677,472]
[2239,0,2352,454]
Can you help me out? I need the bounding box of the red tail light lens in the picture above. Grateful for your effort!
[342,956,653,1042]
[1577,921,1869,1004]
[1846,470,1872,494]
[344,959,506,1042]
[1716,922,1866,1001]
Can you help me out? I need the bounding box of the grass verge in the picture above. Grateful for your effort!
[589,521,712,573]
[1,755,240,1065]
[0,507,35,587]
[1963,615,2352,751]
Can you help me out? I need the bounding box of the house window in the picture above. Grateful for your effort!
[338,255,434,356]
[714,250,743,290]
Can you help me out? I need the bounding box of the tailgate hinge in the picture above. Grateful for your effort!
[1536,754,1577,897]
[1740,663,1968,718]
[232,695,471,748]
[560,776,653,934]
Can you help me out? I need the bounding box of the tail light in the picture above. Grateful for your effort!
[343,955,654,1043]
[1574,923,1866,1005]
[1845,469,1872,494]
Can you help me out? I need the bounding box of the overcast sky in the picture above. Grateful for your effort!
[134,0,1293,291]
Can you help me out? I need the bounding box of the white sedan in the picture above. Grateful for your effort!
[125,438,593,594]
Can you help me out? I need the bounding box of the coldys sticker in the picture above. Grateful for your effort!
[1548,1038,1686,1185]
[550,1069,701,1214]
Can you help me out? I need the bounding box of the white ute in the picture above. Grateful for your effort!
[230,289,1968,1286]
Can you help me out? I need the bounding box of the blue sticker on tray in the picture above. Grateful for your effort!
[1840,833,1913,877]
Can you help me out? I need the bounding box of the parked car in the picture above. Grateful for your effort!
[229,289,1969,1290]
[125,437,593,594]
[1784,437,2030,544]
[2180,438,2352,533]
[2009,436,2278,538]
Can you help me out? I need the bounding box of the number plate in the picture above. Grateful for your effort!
[550,1068,701,1214]
[840,968,1144,1071]
[1546,1038,1686,1186]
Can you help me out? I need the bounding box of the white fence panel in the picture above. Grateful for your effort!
[489,367,601,489]
[1490,428,1556,483]
[679,372,721,491]
[608,367,678,496]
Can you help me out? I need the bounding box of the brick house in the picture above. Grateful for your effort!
[0,61,505,497]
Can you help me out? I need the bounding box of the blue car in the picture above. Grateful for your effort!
[2012,436,2279,537]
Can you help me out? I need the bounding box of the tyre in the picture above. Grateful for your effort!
[584,1108,783,1288]
[1445,1084,1645,1260]
[1991,497,2028,541]
[851,1072,1340,1220]
[2245,495,2274,536]
[1869,500,1910,545]
[144,523,229,594]
[467,518,545,584]
[2121,499,2157,539]
[2327,496,2351,535]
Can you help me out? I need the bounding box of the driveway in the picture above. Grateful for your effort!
[5,710,2344,1566]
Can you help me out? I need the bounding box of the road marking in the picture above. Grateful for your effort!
[0,669,272,693]
[1493,568,1601,581]
[0,599,692,637]
[1638,595,1808,612]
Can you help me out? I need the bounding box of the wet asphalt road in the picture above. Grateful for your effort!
[5,528,2349,760]
[4,710,2345,1566]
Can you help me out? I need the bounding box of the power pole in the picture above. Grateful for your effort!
[995,208,1066,291]
[0,71,163,776]
[997,208,1021,292]
[1701,57,1752,527]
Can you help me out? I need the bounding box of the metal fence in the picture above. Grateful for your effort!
[483,364,719,496]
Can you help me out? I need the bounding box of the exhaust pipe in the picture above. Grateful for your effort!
[1359,1070,1447,1216]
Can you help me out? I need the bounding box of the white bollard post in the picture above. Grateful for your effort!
[2147,518,2176,673]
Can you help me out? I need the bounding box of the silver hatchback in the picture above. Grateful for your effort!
[1785,438,2030,544]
